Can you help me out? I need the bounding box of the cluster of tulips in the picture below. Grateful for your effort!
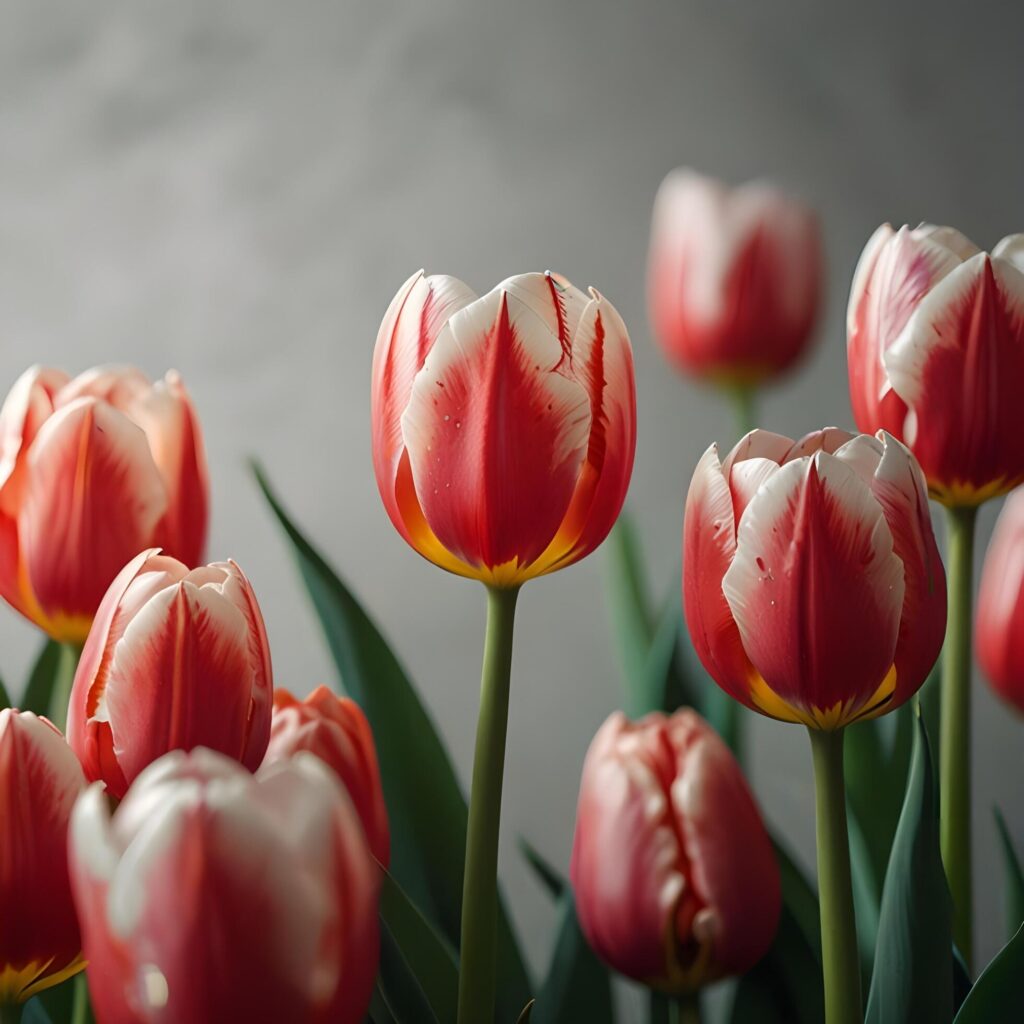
[1,167,1024,1024]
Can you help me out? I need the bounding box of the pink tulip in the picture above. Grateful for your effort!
[67,550,273,799]
[847,224,1024,506]
[0,710,86,1003]
[571,709,780,991]
[684,428,946,728]
[0,365,208,642]
[648,169,822,385]
[69,748,379,1024]
[977,489,1024,712]
[264,687,390,866]
[372,271,636,586]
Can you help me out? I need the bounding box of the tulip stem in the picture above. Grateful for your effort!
[48,642,83,732]
[940,503,977,969]
[457,584,520,1024]
[728,383,757,438]
[808,727,861,1024]
[670,993,702,1024]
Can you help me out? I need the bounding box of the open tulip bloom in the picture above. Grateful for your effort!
[684,426,945,1023]
[847,223,1024,962]
[372,269,636,1023]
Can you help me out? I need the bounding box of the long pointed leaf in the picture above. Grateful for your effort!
[254,465,531,1019]
[994,807,1024,943]
[519,838,565,901]
[21,640,62,716]
[0,674,10,711]
[953,922,1024,1022]
[865,713,952,1024]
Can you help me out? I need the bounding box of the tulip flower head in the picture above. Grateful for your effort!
[264,686,390,866]
[0,709,86,1003]
[848,224,1024,506]
[977,489,1024,713]
[571,709,780,991]
[684,428,946,729]
[67,549,273,799]
[0,365,208,642]
[648,168,822,386]
[372,270,636,587]
[69,748,379,1024]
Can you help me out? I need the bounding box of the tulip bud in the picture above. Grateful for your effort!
[648,168,822,386]
[69,748,379,1024]
[66,550,273,798]
[847,224,1024,505]
[684,428,946,728]
[372,271,636,586]
[977,489,1024,712]
[264,687,390,866]
[571,710,779,991]
[0,365,208,642]
[0,710,86,1003]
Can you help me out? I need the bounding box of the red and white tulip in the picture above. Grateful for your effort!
[648,168,822,385]
[67,550,273,799]
[977,489,1024,713]
[264,687,390,866]
[69,748,379,1024]
[0,365,208,642]
[571,709,780,991]
[847,225,1024,505]
[372,271,636,586]
[0,710,86,1003]
[684,428,946,728]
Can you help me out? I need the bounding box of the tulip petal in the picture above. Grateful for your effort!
[722,452,904,723]
[19,399,168,635]
[885,253,1024,501]
[682,446,755,706]
[371,271,477,546]
[496,272,591,363]
[720,430,793,477]
[401,288,591,577]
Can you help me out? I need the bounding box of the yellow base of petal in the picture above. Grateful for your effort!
[0,954,85,1003]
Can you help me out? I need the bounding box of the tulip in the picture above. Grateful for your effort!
[0,365,208,644]
[264,687,389,866]
[69,747,379,1024]
[66,550,273,799]
[977,489,1024,713]
[683,427,945,1023]
[372,269,636,1024]
[648,168,822,399]
[846,223,1024,963]
[570,709,780,1000]
[0,710,86,1006]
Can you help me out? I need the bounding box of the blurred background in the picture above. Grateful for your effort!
[2,0,1022,996]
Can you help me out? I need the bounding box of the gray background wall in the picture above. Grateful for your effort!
[2,0,1022,991]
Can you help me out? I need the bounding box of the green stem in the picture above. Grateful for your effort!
[669,992,702,1024]
[71,973,94,1024]
[940,503,977,969]
[728,383,757,438]
[0,1003,24,1024]
[809,728,862,1024]
[49,642,83,732]
[457,585,520,1024]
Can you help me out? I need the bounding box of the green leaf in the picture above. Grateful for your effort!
[953,922,1024,1022]
[603,512,656,713]
[994,807,1024,943]
[378,867,459,1024]
[516,1001,535,1023]
[378,922,442,1024]
[772,836,822,961]
[729,904,825,1024]
[530,893,614,1024]
[22,640,63,716]
[519,838,565,901]
[952,947,972,1014]
[0,673,10,711]
[369,984,400,1024]
[23,997,56,1024]
[254,466,531,1021]
[865,713,953,1024]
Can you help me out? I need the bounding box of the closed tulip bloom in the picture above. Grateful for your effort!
[571,710,779,991]
[0,710,86,1003]
[69,748,379,1024]
[684,428,946,729]
[372,270,636,586]
[847,224,1024,506]
[0,365,208,642]
[977,489,1024,712]
[66,549,273,799]
[648,168,822,385]
[264,687,389,866]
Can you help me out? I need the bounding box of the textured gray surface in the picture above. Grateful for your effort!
[2,0,1022,988]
